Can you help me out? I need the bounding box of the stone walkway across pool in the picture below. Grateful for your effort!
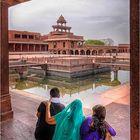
[1,83,130,140]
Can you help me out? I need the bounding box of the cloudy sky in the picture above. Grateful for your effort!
[9,0,129,45]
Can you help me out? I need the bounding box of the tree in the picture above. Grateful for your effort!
[85,39,105,45]
[100,38,114,45]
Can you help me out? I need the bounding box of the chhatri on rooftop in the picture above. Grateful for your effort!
[52,15,71,33]
[57,15,67,24]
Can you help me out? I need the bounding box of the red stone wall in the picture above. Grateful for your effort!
[9,30,42,42]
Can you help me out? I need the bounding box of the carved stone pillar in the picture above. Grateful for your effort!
[27,44,29,52]
[20,43,22,52]
[0,0,13,121]
[33,44,35,52]
[40,45,42,52]
[130,0,140,139]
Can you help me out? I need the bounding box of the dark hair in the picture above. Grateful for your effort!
[90,105,106,140]
[50,87,60,98]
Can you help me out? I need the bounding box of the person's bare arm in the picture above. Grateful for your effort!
[44,101,56,125]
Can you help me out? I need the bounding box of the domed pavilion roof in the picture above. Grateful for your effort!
[57,15,67,24]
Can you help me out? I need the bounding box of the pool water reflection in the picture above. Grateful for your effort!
[23,70,130,107]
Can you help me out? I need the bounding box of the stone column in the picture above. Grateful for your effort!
[110,50,112,56]
[27,44,29,52]
[73,50,75,55]
[40,45,41,52]
[96,50,99,55]
[33,44,35,52]
[130,0,140,139]
[20,44,22,52]
[45,45,47,51]
[104,50,106,56]
[113,70,118,80]
[27,34,29,39]
[116,49,118,56]
[0,1,13,121]
[13,44,15,51]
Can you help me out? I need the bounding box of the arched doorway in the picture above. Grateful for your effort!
[86,50,90,55]
[98,50,104,55]
[92,50,97,55]
[70,50,74,55]
[62,50,66,54]
[80,50,85,55]
[75,50,79,55]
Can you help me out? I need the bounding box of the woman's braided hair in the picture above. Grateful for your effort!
[90,105,106,140]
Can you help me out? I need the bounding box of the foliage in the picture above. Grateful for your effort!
[15,80,40,90]
[110,80,121,86]
[96,79,121,86]
[85,39,105,46]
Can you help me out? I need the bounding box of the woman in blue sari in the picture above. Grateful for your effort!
[45,99,85,140]
[80,105,116,140]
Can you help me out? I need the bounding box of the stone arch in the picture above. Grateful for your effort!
[75,50,79,55]
[62,50,66,54]
[80,50,85,55]
[92,50,97,55]
[70,50,74,55]
[98,49,104,55]
[86,50,90,55]
[53,50,57,54]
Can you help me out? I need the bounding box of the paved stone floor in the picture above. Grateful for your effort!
[1,84,130,140]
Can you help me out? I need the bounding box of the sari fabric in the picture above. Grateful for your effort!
[53,99,85,140]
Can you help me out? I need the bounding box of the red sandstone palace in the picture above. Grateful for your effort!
[8,15,130,55]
